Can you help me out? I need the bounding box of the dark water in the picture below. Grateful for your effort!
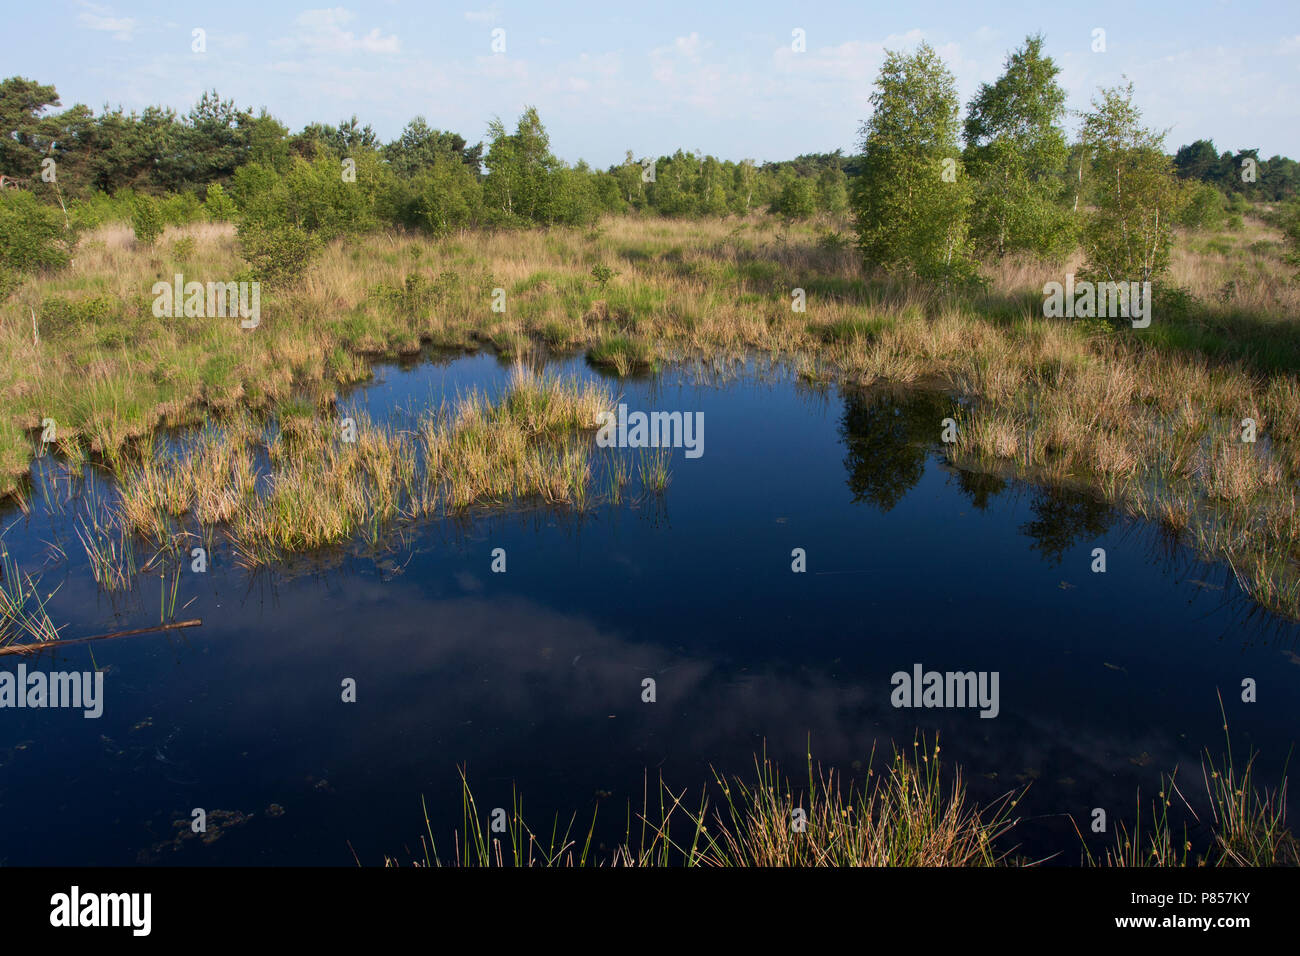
[2,351,1297,865]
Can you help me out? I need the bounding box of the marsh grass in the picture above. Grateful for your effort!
[75,503,137,591]
[3,213,1299,613]
[390,723,1295,868]
[0,545,62,647]
[1082,707,1297,867]
[81,364,622,568]
[386,738,1020,867]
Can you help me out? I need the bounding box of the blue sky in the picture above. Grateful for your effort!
[6,1,1299,165]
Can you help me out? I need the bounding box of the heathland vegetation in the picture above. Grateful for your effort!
[0,33,1297,868]
[3,35,1300,625]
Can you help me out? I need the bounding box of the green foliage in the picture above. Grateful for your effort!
[771,176,816,219]
[383,116,481,176]
[285,154,380,237]
[816,229,853,252]
[0,76,60,179]
[1151,284,1202,325]
[2,76,855,244]
[204,182,236,221]
[851,42,976,283]
[236,218,322,283]
[1176,182,1226,230]
[159,191,204,226]
[1276,198,1300,268]
[483,107,553,225]
[590,264,618,288]
[412,152,482,234]
[815,167,849,215]
[171,235,196,261]
[1079,82,1181,284]
[1174,138,1300,202]
[68,190,135,229]
[963,34,1074,259]
[0,189,74,273]
[229,162,281,210]
[236,153,384,243]
[38,293,123,337]
[547,164,601,226]
[293,115,380,160]
[479,109,606,227]
[131,193,164,246]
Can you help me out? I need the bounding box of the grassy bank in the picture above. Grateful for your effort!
[2,213,1299,615]
[79,365,617,577]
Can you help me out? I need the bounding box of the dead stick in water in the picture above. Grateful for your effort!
[0,618,202,657]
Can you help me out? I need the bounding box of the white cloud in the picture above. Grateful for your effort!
[464,5,502,25]
[281,8,400,56]
[649,33,723,99]
[77,2,135,42]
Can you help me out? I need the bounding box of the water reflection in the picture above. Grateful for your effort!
[0,355,1297,867]
[839,388,954,511]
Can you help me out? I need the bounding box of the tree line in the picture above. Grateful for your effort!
[1,33,1297,290]
[0,77,846,229]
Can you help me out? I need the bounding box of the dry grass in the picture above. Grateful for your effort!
[4,211,1300,612]
[86,364,615,567]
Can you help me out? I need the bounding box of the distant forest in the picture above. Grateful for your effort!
[2,75,1294,231]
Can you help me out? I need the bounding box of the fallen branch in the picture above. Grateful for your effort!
[0,618,202,657]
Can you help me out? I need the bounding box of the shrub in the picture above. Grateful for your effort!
[1277,199,1300,268]
[230,163,281,211]
[771,177,816,219]
[413,154,482,235]
[69,191,136,229]
[0,190,75,274]
[204,183,236,221]
[283,155,378,238]
[1177,182,1226,230]
[159,192,204,226]
[131,194,164,246]
[236,218,322,283]
[546,165,601,227]
[1152,284,1201,325]
[39,294,123,338]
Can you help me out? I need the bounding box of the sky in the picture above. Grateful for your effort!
[4,0,1299,166]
